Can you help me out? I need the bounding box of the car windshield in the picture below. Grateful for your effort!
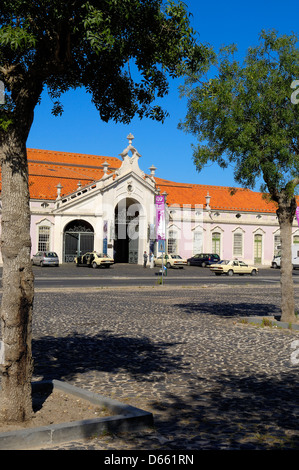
[171,255,182,259]
[96,253,108,257]
[45,252,58,258]
[217,260,229,265]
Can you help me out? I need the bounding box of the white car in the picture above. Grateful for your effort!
[210,259,258,276]
[75,252,114,268]
[154,254,187,269]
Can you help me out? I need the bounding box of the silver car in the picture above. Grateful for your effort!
[32,251,59,267]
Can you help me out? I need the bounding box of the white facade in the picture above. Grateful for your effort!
[3,134,298,266]
[30,135,158,264]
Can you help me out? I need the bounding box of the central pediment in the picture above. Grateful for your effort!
[53,134,156,214]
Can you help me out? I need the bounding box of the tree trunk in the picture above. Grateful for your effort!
[0,133,34,423]
[277,198,297,324]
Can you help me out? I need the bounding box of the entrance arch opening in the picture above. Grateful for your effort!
[64,219,94,262]
[114,198,141,263]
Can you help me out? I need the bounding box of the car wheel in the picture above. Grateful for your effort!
[201,262,206,267]
[272,262,277,269]
[227,269,233,276]
[40,261,44,267]
[187,261,191,266]
[166,262,171,269]
[92,262,98,269]
[251,269,257,276]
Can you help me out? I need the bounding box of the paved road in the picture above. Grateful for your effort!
[25,263,299,289]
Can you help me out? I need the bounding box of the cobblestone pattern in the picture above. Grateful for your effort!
[29,285,299,449]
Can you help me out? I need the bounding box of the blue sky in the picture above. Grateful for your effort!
[27,0,298,190]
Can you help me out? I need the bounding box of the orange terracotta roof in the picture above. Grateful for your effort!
[27,148,121,170]
[0,148,122,200]
[154,177,279,213]
[26,148,121,199]
[0,148,295,214]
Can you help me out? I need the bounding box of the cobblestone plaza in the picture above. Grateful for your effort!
[29,282,299,450]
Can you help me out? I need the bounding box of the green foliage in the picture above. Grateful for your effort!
[0,0,210,136]
[179,30,299,200]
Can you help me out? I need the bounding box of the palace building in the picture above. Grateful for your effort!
[2,134,298,266]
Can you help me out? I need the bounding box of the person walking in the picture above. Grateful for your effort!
[143,251,148,268]
[150,252,154,269]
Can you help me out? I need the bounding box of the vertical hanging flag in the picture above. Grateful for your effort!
[103,220,108,254]
[156,195,165,240]
[296,207,299,227]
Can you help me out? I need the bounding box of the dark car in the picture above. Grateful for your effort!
[187,253,220,267]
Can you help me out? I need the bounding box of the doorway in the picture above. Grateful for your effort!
[114,198,140,263]
[64,220,94,262]
[254,233,263,264]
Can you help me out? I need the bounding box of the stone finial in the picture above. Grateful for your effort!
[102,161,109,175]
[127,133,134,145]
[149,165,157,177]
[205,192,211,210]
[56,182,62,199]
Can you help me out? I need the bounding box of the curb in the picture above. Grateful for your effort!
[0,379,153,450]
[246,316,299,331]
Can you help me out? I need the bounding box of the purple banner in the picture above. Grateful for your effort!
[296,207,299,227]
[155,195,165,240]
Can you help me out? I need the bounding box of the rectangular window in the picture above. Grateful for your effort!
[233,232,243,256]
[38,226,50,251]
[168,230,177,254]
[212,232,221,256]
[274,234,281,255]
[293,235,299,244]
[193,231,203,254]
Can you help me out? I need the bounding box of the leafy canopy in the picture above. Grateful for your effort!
[179,30,299,201]
[0,0,211,135]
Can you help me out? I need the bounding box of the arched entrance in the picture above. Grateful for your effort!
[64,220,94,262]
[114,198,141,263]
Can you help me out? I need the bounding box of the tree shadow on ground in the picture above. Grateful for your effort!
[146,369,299,450]
[32,331,183,383]
[174,301,281,318]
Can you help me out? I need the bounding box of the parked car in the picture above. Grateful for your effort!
[210,259,258,276]
[75,251,114,268]
[272,245,299,269]
[187,253,220,267]
[32,251,59,267]
[154,254,187,269]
